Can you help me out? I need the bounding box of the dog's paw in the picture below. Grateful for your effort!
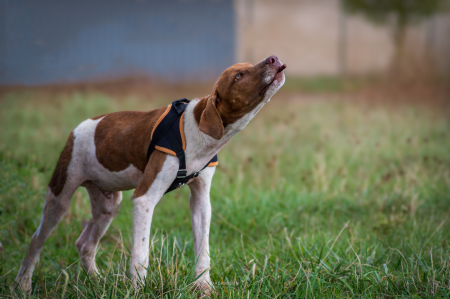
[193,278,214,297]
[15,275,32,293]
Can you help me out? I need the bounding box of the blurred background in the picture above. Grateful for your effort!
[1,0,449,85]
[1,1,450,297]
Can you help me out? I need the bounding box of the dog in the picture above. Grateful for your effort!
[15,55,286,292]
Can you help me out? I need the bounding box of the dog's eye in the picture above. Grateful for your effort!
[235,73,242,81]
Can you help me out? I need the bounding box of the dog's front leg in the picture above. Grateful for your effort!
[129,151,178,284]
[188,166,215,291]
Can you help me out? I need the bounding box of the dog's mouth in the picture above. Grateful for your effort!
[261,64,287,95]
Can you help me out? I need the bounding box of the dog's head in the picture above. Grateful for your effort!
[196,55,286,140]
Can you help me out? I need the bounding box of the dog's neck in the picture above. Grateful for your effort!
[182,96,270,172]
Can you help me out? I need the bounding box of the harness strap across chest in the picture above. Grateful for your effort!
[146,98,218,194]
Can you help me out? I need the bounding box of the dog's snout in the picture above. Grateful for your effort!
[265,55,278,65]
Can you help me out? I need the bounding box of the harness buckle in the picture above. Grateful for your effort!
[177,169,187,178]
[177,182,185,188]
[193,172,199,178]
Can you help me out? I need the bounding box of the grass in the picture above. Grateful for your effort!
[0,87,449,298]
[282,76,372,93]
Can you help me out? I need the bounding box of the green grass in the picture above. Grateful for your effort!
[0,89,450,298]
[282,76,372,93]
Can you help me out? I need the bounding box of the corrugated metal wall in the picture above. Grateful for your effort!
[0,0,235,85]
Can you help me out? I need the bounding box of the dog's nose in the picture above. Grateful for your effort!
[265,55,279,65]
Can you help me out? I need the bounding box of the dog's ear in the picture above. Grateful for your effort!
[198,94,224,140]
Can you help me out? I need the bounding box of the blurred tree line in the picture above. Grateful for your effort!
[343,0,450,74]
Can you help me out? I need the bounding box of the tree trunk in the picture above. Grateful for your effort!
[391,13,407,77]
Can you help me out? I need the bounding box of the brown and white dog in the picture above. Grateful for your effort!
[15,55,286,292]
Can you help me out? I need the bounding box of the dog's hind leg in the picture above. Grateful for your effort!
[76,183,122,275]
[15,132,83,291]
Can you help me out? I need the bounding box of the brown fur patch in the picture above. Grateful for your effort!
[49,131,75,196]
[91,114,106,120]
[198,96,224,140]
[194,59,283,130]
[193,96,208,126]
[94,108,166,172]
[133,150,167,198]
[213,63,270,127]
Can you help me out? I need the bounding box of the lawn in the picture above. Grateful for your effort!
[0,85,449,298]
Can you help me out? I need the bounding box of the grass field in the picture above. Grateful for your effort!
[0,85,449,298]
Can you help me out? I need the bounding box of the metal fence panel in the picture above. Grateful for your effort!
[0,0,235,85]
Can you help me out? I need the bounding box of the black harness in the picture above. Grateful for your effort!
[146,99,218,194]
